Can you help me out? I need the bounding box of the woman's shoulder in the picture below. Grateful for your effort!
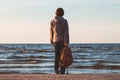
[50,18,55,25]
[50,19,54,22]
[63,18,68,23]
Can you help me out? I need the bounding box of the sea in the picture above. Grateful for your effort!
[0,44,120,74]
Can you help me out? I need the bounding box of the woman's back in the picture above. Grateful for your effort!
[51,16,68,42]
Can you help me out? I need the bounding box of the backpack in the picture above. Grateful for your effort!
[59,46,73,67]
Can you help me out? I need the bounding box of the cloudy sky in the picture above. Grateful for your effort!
[0,0,120,43]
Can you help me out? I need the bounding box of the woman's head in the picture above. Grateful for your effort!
[56,8,64,17]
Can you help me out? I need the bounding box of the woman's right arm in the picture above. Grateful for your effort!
[64,20,69,46]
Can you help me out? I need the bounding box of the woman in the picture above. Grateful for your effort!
[50,8,69,74]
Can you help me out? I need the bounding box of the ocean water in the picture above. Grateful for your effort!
[0,44,120,74]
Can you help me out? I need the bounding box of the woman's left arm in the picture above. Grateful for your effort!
[50,21,53,45]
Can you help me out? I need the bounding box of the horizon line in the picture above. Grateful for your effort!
[0,42,119,44]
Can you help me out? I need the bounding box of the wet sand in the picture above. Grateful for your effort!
[0,74,119,80]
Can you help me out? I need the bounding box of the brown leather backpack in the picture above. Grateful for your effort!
[59,46,73,67]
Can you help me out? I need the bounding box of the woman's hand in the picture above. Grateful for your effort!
[64,43,68,47]
[50,41,53,45]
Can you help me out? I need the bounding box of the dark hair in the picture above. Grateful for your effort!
[56,8,64,17]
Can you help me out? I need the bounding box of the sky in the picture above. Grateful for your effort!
[0,0,120,43]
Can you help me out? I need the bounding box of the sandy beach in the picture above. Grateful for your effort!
[0,74,119,80]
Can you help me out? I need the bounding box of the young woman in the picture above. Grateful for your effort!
[50,8,69,74]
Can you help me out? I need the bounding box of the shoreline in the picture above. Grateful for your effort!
[0,73,119,80]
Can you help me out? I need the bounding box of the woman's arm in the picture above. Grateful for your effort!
[64,20,69,46]
[50,21,53,45]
